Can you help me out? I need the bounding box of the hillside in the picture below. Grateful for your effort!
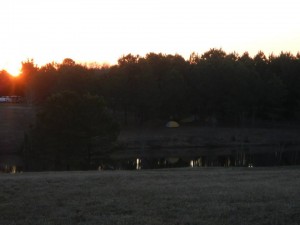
[118,125,300,148]
[0,104,34,167]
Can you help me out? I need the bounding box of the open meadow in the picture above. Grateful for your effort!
[0,167,299,225]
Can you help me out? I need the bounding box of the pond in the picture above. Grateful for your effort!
[100,148,300,170]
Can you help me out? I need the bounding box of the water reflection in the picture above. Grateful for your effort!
[103,149,300,170]
[190,158,202,167]
[0,164,18,173]
[1,148,299,172]
[136,158,141,170]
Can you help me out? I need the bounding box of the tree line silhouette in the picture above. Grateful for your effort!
[1,49,300,125]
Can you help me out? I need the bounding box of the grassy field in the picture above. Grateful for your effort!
[0,167,299,225]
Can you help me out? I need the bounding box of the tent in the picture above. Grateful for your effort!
[166,121,180,128]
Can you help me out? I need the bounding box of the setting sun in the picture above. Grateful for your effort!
[1,3,300,224]
[3,64,21,77]
[6,68,20,77]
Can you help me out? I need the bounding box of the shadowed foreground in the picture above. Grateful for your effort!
[0,167,299,225]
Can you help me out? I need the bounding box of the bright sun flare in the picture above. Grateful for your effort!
[6,68,21,77]
[2,64,21,77]
[0,0,299,72]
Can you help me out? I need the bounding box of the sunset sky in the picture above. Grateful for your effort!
[0,0,299,75]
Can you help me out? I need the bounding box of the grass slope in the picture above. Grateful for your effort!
[0,167,299,225]
[0,104,34,154]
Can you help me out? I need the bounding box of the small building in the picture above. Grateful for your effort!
[0,96,23,103]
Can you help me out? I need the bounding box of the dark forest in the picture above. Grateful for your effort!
[1,49,300,170]
[2,49,300,124]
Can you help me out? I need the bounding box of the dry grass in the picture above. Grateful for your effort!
[0,167,299,225]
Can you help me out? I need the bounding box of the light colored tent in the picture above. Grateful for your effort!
[166,121,180,128]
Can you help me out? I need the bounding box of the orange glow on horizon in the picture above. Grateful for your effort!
[0,60,22,77]
[3,66,21,77]
[0,0,299,70]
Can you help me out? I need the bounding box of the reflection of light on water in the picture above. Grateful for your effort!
[227,157,231,167]
[190,160,194,167]
[190,158,202,168]
[136,158,141,170]
[2,165,18,173]
[11,165,17,174]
